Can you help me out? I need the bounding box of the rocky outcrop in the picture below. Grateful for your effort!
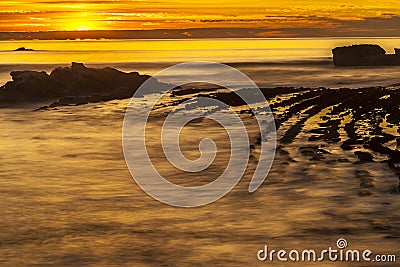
[14,47,34,51]
[0,71,63,102]
[332,44,400,66]
[0,62,164,105]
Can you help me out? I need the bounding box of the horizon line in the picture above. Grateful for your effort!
[1,28,400,40]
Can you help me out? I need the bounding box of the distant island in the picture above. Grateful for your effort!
[14,47,34,51]
[332,44,400,66]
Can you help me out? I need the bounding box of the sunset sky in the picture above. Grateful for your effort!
[1,0,400,37]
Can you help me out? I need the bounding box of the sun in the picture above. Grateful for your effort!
[76,27,90,31]
[63,14,99,31]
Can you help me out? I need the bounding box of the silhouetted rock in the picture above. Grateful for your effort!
[0,62,165,105]
[14,47,34,51]
[298,145,329,160]
[0,71,63,102]
[332,44,400,66]
[354,151,374,162]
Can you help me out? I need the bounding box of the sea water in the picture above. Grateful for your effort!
[1,38,400,88]
[0,38,399,266]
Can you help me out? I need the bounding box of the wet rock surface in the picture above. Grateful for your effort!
[354,151,374,163]
[1,64,399,188]
[199,85,400,186]
[205,86,400,162]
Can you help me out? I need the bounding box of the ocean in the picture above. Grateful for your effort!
[1,38,399,266]
[1,38,400,88]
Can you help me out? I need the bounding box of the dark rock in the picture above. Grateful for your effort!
[299,146,319,157]
[89,94,104,103]
[310,156,324,161]
[210,91,247,107]
[384,234,400,239]
[49,62,156,97]
[308,134,321,141]
[298,146,329,160]
[33,106,49,111]
[354,151,374,162]
[332,44,400,66]
[0,71,63,102]
[49,101,59,108]
[318,148,331,154]
[14,47,34,51]
[298,146,331,158]
[0,62,166,105]
[340,142,353,150]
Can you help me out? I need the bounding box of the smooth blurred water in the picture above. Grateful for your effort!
[1,38,400,88]
[0,95,399,266]
[1,38,400,266]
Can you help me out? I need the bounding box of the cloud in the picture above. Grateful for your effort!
[255,31,297,37]
[0,0,400,36]
[141,22,161,26]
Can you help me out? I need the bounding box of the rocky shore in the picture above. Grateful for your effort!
[165,84,400,193]
[0,63,399,190]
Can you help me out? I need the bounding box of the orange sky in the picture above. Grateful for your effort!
[1,0,400,36]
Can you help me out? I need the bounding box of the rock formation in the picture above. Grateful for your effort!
[332,44,400,66]
[0,62,164,105]
[14,47,34,51]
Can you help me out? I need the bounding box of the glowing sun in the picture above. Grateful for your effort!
[76,27,90,31]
